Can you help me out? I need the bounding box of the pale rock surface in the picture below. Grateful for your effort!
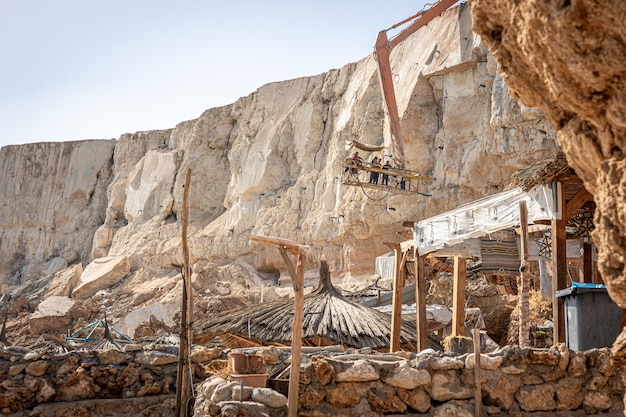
[190,345,221,363]
[71,255,130,299]
[0,4,563,341]
[134,351,178,366]
[44,263,83,298]
[382,362,431,389]
[28,296,74,335]
[251,387,288,408]
[334,359,379,382]
[40,257,67,277]
[116,302,177,338]
[429,356,465,370]
[465,352,503,370]
[0,140,115,287]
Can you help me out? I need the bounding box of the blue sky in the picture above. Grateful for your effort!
[0,1,434,147]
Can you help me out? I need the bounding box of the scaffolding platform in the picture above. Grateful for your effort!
[341,161,432,196]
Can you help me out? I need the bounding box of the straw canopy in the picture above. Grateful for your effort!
[196,261,440,350]
[507,151,569,191]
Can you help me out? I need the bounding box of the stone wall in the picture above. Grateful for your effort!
[0,343,219,416]
[2,343,624,416]
[196,345,625,417]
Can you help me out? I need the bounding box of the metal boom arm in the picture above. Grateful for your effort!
[374,0,460,168]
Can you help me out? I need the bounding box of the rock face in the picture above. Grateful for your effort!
[0,4,560,335]
[0,140,115,292]
[468,1,626,309]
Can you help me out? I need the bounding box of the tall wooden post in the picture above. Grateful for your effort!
[552,182,567,345]
[250,235,308,417]
[389,243,404,352]
[452,256,466,337]
[415,253,428,352]
[288,253,304,417]
[518,201,531,347]
[175,169,192,417]
[472,328,483,417]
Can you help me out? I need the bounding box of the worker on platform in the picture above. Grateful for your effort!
[345,151,363,174]
[381,160,392,186]
[369,156,381,184]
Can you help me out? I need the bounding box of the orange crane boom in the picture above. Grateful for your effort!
[374,0,460,168]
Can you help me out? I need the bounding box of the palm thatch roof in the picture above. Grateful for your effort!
[195,261,441,350]
[507,151,570,191]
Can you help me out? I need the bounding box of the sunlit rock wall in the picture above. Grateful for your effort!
[0,140,115,291]
[0,4,559,312]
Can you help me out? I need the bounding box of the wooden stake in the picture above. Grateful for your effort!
[518,201,531,347]
[175,168,192,417]
[452,256,466,337]
[473,328,483,417]
[415,253,428,352]
[389,243,403,352]
[287,253,305,417]
[552,182,567,345]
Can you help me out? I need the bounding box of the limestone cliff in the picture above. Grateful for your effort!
[0,140,115,291]
[0,4,559,336]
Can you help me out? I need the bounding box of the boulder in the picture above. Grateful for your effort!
[29,296,74,335]
[72,256,130,299]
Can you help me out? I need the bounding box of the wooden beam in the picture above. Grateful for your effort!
[389,243,403,352]
[518,201,531,347]
[415,254,428,352]
[564,187,593,220]
[452,256,466,337]
[552,183,568,345]
[250,234,309,255]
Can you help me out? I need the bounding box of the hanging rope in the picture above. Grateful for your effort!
[345,168,392,201]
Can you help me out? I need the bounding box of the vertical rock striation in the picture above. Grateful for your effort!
[0,140,115,291]
[1,4,561,331]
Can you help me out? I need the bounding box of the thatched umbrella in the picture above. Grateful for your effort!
[195,261,441,350]
[507,151,569,191]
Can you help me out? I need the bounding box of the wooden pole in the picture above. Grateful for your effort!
[472,328,483,417]
[175,168,192,417]
[287,252,305,417]
[552,182,567,345]
[415,253,428,352]
[390,243,403,352]
[249,235,308,417]
[518,201,531,347]
[452,256,466,337]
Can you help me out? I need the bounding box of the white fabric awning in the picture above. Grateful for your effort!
[414,185,559,255]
